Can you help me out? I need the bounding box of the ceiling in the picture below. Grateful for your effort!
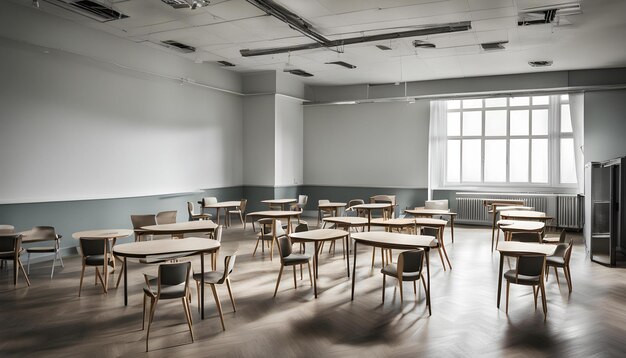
[17,0,626,85]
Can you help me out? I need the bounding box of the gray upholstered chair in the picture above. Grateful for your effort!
[227,199,247,227]
[187,201,211,221]
[143,261,193,351]
[202,196,218,216]
[273,235,312,296]
[254,220,286,261]
[347,199,366,217]
[156,210,177,224]
[78,238,112,296]
[290,195,308,211]
[0,233,30,286]
[543,229,566,244]
[26,226,64,278]
[131,214,156,242]
[504,255,548,319]
[193,251,237,330]
[381,249,427,304]
[546,239,574,292]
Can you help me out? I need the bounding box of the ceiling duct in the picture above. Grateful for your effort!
[413,40,436,48]
[518,3,581,26]
[42,0,128,22]
[160,40,196,53]
[480,41,508,51]
[325,61,357,69]
[284,69,313,77]
[241,21,471,57]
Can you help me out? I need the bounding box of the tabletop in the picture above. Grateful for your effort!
[405,208,457,216]
[497,241,556,255]
[262,199,296,204]
[323,216,368,225]
[414,218,448,226]
[113,237,220,258]
[352,203,393,210]
[318,202,347,208]
[370,218,416,226]
[497,220,545,231]
[351,232,437,248]
[246,210,301,218]
[141,220,217,233]
[500,210,548,218]
[203,201,241,208]
[491,205,535,213]
[289,229,348,241]
[72,229,133,240]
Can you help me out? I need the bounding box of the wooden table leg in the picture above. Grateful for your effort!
[497,253,504,309]
[491,210,497,251]
[201,253,206,319]
[345,234,350,277]
[426,248,431,316]
[123,257,128,306]
[313,242,319,298]
[103,240,108,293]
[450,216,455,243]
[351,242,358,301]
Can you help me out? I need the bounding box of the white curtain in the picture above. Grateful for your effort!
[570,93,585,194]
[428,100,447,200]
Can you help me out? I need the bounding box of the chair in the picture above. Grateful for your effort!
[421,227,452,271]
[370,195,396,218]
[193,251,238,330]
[504,255,547,319]
[0,234,30,286]
[509,231,542,243]
[290,195,308,211]
[0,225,14,234]
[26,226,64,279]
[208,225,223,268]
[187,202,211,221]
[546,239,574,292]
[156,210,177,224]
[318,199,334,227]
[253,220,286,261]
[425,200,449,210]
[543,229,566,244]
[143,261,193,351]
[78,238,112,296]
[381,249,427,304]
[131,214,156,242]
[202,196,218,216]
[227,199,247,227]
[273,236,313,297]
[347,199,365,217]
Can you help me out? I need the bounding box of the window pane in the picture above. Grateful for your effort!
[510,96,530,106]
[510,110,529,135]
[561,104,573,133]
[560,94,569,101]
[447,140,460,182]
[531,139,548,183]
[462,111,482,136]
[485,110,507,136]
[447,112,460,136]
[532,109,549,135]
[463,99,482,109]
[448,100,460,109]
[510,139,529,182]
[485,98,507,107]
[560,138,577,184]
[484,140,506,182]
[462,139,481,182]
[532,96,550,105]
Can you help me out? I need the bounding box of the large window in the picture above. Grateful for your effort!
[444,94,576,187]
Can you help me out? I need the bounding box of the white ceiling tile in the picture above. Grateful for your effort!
[467,0,514,11]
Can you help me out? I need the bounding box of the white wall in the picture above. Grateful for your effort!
[0,2,243,203]
[242,95,275,186]
[275,96,304,186]
[303,101,429,187]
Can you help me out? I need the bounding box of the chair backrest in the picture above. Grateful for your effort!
[158,261,191,291]
[275,220,286,237]
[0,234,20,253]
[558,230,567,243]
[510,232,542,243]
[213,225,223,243]
[294,223,308,233]
[553,239,574,262]
[156,211,177,224]
[298,195,308,205]
[425,199,449,210]
[203,197,218,206]
[516,255,545,277]
[397,249,425,274]
[277,236,293,259]
[319,199,330,205]
[421,227,440,239]
[0,225,15,235]
[31,226,58,241]
[239,199,247,212]
[131,214,156,230]
[564,239,574,263]
[79,238,108,257]
[220,251,238,281]
[187,202,195,217]
[348,199,364,208]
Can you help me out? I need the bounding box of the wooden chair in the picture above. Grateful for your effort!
[155,210,177,239]
[202,196,218,216]
[509,231,543,243]
[504,255,548,319]
[317,199,334,227]
[290,195,308,211]
[421,227,452,271]
[543,229,566,244]
[0,234,30,286]
[131,214,156,242]
[193,251,237,330]
[546,239,574,292]
[253,220,286,261]
[143,261,194,351]
[187,202,211,221]
[381,249,427,304]
[227,199,247,227]
[78,238,112,296]
[273,236,312,297]
[26,226,64,279]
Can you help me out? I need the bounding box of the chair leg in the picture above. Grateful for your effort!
[252,239,260,257]
[564,266,573,293]
[398,278,403,304]
[292,265,297,289]
[18,259,31,286]
[505,281,510,314]
[210,284,226,331]
[142,294,147,330]
[437,247,447,271]
[78,263,86,297]
[115,260,125,289]
[533,286,538,309]
[382,274,386,303]
[421,274,428,299]
[146,297,157,352]
[182,297,195,340]
[27,252,31,274]
[554,266,561,285]
[413,280,417,295]
[540,281,548,319]
[273,266,284,297]
[196,281,201,313]
[226,278,236,312]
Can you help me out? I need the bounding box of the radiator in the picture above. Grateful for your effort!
[455,193,582,229]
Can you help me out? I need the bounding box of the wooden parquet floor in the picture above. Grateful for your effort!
[1,222,625,357]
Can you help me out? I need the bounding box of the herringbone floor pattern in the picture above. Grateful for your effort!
[1,222,625,357]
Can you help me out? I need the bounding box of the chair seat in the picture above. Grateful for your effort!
[542,237,560,243]
[504,270,541,285]
[193,213,212,219]
[192,271,225,284]
[26,246,56,253]
[546,256,565,266]
[283,254,310,265]
[144,283,187,299]
[380,264,422,281]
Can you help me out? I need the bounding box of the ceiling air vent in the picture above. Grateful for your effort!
[529,60,553,67]
[217,60,235,67]
[284,69,313,77]
[518,3,581,26]
[325,61,357,69]
[42,0,128,22]
[412,40,435,48]
[161,0,210,9]
[376,44,392,51]
[161,40,196,53]
[480,41,508,51]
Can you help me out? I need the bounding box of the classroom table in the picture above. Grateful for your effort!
[351,203,394,231]
[405,208,458,243]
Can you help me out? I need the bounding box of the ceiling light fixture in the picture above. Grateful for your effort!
[528,60,553,67]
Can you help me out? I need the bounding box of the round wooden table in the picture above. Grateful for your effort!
[141,220,217,237]
[497,220,545,247]
[245,211,302,260]
[405,208,458,243]
[371,218,417,233]
[352,203,394,231]
[322,216,368,231]
[317,202,346,226]
[261,199,297,211]
[202,201,242,227]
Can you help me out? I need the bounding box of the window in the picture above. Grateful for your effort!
[444,94,575,187]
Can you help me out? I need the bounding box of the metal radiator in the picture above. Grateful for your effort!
[455,193,582,229]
